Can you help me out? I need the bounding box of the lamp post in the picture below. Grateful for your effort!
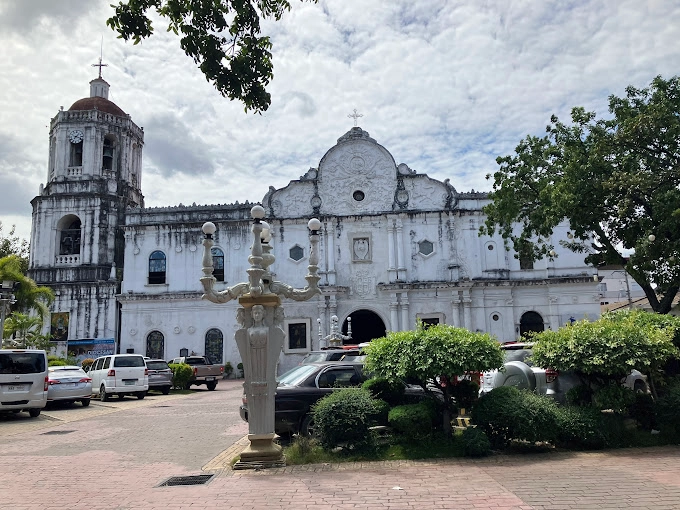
[318,315,352,348]
[200,206,321,468]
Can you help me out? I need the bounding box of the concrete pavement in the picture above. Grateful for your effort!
[1,378,679,509]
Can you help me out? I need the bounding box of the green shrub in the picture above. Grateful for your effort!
[627,392,656,430]
[461,427,491,457]
[223,361,233,378]
[362,377,405,406]
[371,398,390,426]
[566,384,593,407]
[48,359,67,366]
[388,401,436,440]
[471,386,560,448]
[312,388,378,452]
[554,406,607,449]
[169,363,193,389]
[592,383,636,413]
[237,362,244,378]
[81,358,95,371]
[655,380,680,439]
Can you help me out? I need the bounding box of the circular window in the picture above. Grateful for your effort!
[487,244,494,251]
[353,190,365,201]
[492,314,500,321]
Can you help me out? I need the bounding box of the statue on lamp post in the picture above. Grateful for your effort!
[200,205,321,468]
[318,315,352,348]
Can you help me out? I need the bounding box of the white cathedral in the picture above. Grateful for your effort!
[28,73,601,374]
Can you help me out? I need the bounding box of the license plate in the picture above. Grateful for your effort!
[61,383,76,388]
[7,384,27,392]
[124,380,136,385]
[205,377,215,382]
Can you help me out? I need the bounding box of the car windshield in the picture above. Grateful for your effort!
[277,364,319,386]
[146,361,169,370]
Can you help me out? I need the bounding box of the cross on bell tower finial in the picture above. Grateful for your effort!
[348,109,363,127]
[92,37,108,79]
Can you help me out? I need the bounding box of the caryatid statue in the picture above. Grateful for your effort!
[200,205,321,467]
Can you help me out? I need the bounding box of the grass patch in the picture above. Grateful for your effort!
[284,431,466,465]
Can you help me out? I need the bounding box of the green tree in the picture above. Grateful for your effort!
[107,0,317,113]
[0,222,28,272]
[481,75,680,313]
[2,312,51,350]
[530,312,679,398]
[363,324,504,436]
[0,255,54,319]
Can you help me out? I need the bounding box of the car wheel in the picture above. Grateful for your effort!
[207,382,217,391]
[28,408,41,418]
[81,398,91,407]
[634,380,647,393]
[162,386,171,395]
[100,385,109,402]
[136,391,145,400]
[300,414,318,437]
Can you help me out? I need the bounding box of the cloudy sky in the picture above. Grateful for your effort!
[1,0,679,243]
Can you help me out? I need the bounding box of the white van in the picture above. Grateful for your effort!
[0,349,48,417]
[88,354,149,401]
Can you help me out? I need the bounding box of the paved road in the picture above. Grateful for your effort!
[1,379,680,510]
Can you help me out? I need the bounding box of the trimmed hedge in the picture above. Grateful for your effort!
[388,401,436,440]
[362,377,406,406]
[461,427,491,457]
[312,388,378,452]
[169,363,193,389]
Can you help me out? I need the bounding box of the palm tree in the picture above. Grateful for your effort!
[2,312,49,349]
[0,255,54,318]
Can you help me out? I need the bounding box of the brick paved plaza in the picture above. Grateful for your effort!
[1,379,679,510]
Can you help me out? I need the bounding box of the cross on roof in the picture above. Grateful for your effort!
[348,109,363,127]
[92,56,108,79]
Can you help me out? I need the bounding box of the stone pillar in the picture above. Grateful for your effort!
[400,293,410,331]
[396,219,406,277]
[387,220,396,282]
[451,291,461,327]
[389,298,399,332]
[462,289,472,330]
[327,222,336,285]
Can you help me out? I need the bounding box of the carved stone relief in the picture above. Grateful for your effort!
[350,269,376,298]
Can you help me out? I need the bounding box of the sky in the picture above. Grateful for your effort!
[1,0,679,243]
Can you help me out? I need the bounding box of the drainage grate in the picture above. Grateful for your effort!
[42,430,75,435]
[157,474,215,487]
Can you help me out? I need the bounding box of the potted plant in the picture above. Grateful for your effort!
[237,362,244,378]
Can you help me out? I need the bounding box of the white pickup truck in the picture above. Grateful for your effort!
[168,355,223,390]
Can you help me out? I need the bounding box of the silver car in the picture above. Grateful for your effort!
[145,359,173,395]
[47,365,92,406]
[479,342,648,403]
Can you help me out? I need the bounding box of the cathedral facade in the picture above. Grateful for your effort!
[29,76,601,374]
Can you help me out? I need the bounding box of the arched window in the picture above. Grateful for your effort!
[146,331,165,359]
[103,137,114,170]
[205,328,223,364]
[211,247,225,282]
[520,311,544,338]
[60,219,82,255]
[69,140,83,167]
[148,251,166,284]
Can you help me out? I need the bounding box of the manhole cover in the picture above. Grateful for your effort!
[42,430,75,435]
[157,474,215,487]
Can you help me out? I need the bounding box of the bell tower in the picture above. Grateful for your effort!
[28,64,145,353]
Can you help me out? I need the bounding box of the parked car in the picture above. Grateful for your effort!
[145,359,173,395]
[87,354,149,401]
[167,355,222,390]
[299,348,362,365]
[0,349,48,417]
[240,361,368,436]
[47,365,92,406]
[479,342,648,403]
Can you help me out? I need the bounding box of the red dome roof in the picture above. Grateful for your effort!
[69,96,126,117]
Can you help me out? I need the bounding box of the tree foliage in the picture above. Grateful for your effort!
[2,312,51,350]
[107,0,316,113]
[0,222,28,272]
[0,255,54,319]
[363,324,504,436]
[530,311,679,384]
[481,75,680,313]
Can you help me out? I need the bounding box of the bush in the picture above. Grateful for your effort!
[655,380,680,439]
[566,384,593,407]
[554,406,608,449]
[471,386,560,448]
[169,363,193,389]
[362,377,405,406]
[48,359,68,366]
[627,392,656,430]
[371,398,390,426]
[81,358,95,371]
[312,388,378,452]
[388,401,436,440]
[461,427,491,457]
[592,383,636,413]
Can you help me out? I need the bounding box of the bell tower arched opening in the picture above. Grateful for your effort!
[342,309,386,345]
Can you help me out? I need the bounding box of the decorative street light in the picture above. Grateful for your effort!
[200,205,321,468]
[317,315,352,348]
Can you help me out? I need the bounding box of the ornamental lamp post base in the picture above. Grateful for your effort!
[233,433,285,470]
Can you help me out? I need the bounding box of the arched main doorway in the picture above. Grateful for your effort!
[342,309,386,345]
[519,311,545,338]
